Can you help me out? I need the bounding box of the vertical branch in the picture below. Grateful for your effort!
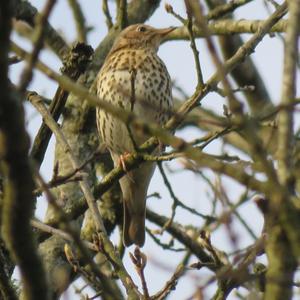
[264,2,300,299]
[0,2,49,299]
[277,0,300,187]
[0,249,17,300]
[185,4,204,89]
[185,0,243,116]
[116,0,128,29]
[102,0,113,29]
[165,4,204,89]
[264,221,297,300]
[67,0,88,43]
[256,197,297,300]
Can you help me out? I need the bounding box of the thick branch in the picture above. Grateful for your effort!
[0,2,49,299]
[166,19,287,41]
[277,0,300,186]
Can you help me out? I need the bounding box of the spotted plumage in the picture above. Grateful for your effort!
[96,24,174,247]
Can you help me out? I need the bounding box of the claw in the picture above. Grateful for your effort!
[118,152,131,172]
[118,153,135,183]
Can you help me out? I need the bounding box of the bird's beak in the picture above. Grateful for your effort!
[156,27,177,37]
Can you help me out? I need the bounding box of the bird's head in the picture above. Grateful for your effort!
[109,24,176,54]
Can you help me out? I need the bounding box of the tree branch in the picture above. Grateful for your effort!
[67,0,88,43]
[166,19,287,41]
[13,0,70,60]
[0,2,49,299]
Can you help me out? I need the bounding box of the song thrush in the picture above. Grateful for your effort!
[96,24,174,247]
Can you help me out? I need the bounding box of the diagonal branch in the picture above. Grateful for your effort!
[27,92,140,299]
[18,0,57,94]
[30,43,94,167]
[13,0,70,59]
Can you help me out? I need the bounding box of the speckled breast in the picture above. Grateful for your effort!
[96,48,173,154]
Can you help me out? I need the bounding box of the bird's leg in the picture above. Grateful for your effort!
[118,152,135,182]
[158,140,166,153]
[119,152,131,172]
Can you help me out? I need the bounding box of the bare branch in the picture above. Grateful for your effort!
[13,0,69,59]
[116,0,128,29]
[30,43,93,167]
[67,0,88,43]
[0,2,49,298]
[166,19,287,41]
[18,0,57,94]
[27,91,140,299]
[102,0,113,29]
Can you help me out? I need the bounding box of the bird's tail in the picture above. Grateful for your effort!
[123,198,145,247]
[118,162,155,247]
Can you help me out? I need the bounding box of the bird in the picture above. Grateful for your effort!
[96,24,174,247]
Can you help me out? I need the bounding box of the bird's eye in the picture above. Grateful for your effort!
[137,26,146,32]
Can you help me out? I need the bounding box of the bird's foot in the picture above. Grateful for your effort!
[119,152,131,173]
[158,140,165,153]
[119,152,135,182]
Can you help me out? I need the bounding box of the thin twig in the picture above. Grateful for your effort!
[146,228,185,252]
[185,2,204,88]
[67,0,88,42]
[18,0,57,94]
[151,264,185,300]
[8,55,22,64]
[129,247,150,299]
[34,172,118,298]
[30,43,93,166]
[64,244,103,295]
[147,209,218,271]
[30,219,97,251]
[207,0,253,20]
[33,149,100,195]
[166,3,204,88]
[13,0,70,59]
[157,162,177,232]
[158,162,217,222]
[102,0,113,29]
[198,126,235,150]
[28,91,106,233]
